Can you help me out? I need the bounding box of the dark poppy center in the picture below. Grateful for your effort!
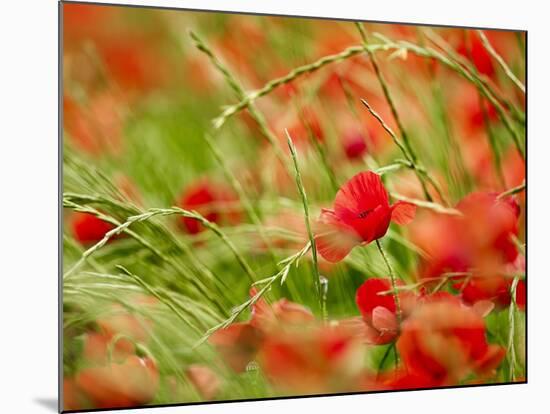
[357,208,374,219]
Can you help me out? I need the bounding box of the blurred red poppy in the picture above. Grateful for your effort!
[316,171,416,262]
[177,179,241,235]
[457,31,495,77]
[209,290,313,372]
[71,212,115,245]
[258,324,365,394]
[343,130,368,161]
[355,278,416,344]
[209,322,263,373]
[411,192,521,308]
[76,355,159,409]
[397,300,505,385]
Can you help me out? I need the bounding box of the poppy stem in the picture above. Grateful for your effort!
[376,342,395,379]
[375,240,403,327]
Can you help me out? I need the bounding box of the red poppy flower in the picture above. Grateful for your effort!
[397,300,505,386]
[411,192,521,306]
[355,278,417,344]
[456,192,520,263]
[457,276,513,309]
[316,171,416,262]
[209,322,263,373]
[209,290,313,372]
[71,212,115,245]
[249,288,315,332]
[343,130,368,161]
[257,324,365,394]
[457,31,495,77]
[177,179,241,235]
[75,355,159,409]
[380,369,440,391]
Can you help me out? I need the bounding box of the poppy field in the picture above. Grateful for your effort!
[61,2,526,411]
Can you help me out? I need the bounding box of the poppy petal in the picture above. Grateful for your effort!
[391,201,417,225]
[334,171,389,218]
[315,209,360,263]
[371,306,398,332]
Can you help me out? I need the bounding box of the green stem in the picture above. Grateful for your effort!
[375,239,402,326]
[360,99,447,205]
[498,181,526,199]
[212,44,383,129]
[356,24,416,162]
[117,265,203,335]
[189,30,289,176]
[376,342,395,379]
[507,276,520,381]
[194,243,311,347]
[286,131,322,306]
[477,30,525,94]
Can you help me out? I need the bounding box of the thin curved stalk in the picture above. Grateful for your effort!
[194,243,311,348]
[477,30,525,93]
[286,130,321,305]
[375,240,402,326]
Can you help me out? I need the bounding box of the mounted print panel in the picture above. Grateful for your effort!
[61,1,526,412]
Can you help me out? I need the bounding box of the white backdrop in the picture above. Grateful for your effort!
[0,0,547,413]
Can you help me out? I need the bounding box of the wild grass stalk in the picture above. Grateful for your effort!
[355,24,418,165]
[398,32,525,158]
[507,276,520,381]
[360,98,448,205]
[212,33,525,161]
[194,243,312,347]
[192,30,341,195]
[416,28,473,197]
[418,29,525,125]
[286,130,322,306]
[477,30,525,94]
[389,192,462,216]
[117,265,204,335]
[63,195,229,313]
[212,44,386,129]
[189,31,288,169]
[498,181,526,199]
[64,154,227,294]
